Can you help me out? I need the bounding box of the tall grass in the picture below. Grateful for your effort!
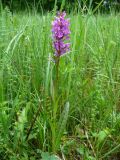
[0,6,120,160]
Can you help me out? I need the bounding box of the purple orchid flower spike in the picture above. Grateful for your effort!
[52,11,70,57]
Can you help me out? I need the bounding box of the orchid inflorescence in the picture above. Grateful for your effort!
[52,11,70,57]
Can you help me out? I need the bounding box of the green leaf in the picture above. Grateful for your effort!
[41,152,60,160]
[97,129,110,144]
[76,146,85,155]
[56,101,70,148]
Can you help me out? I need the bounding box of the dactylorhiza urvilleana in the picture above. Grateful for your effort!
[51,11,70,88]
[51,12,70,152]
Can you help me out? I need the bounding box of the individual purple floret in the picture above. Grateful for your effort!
[52,11,70,57]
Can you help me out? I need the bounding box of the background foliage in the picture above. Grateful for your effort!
[0,7,120,159]
[0,0,120,159]
[1,0,120,12]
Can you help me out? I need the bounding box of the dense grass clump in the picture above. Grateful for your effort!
[0,9,120,159]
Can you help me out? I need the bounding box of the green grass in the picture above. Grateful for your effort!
[0,8,120,160]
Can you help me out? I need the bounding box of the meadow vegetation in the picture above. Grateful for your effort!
[0,5,120,160]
